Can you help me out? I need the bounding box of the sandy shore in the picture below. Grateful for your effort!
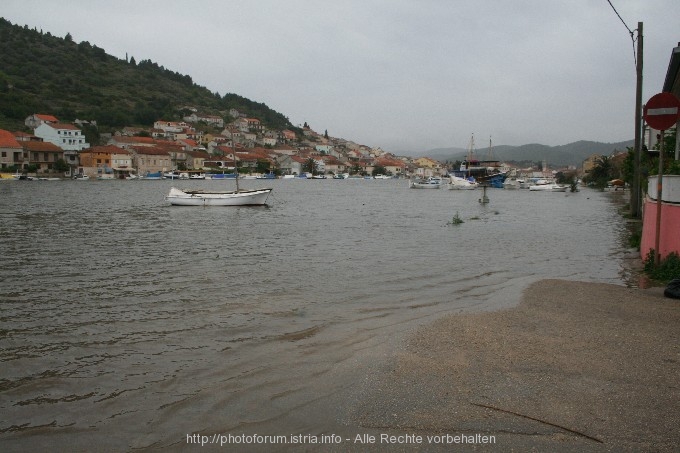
[347,279,680,452]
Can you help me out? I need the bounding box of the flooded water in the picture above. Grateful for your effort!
[0,179,632,451]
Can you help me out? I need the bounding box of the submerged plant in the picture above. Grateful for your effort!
[449,211,464,225]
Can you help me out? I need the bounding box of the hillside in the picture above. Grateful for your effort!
[420,139,634,167]
[0,18,293,134]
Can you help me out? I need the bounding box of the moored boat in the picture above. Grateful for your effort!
[166,187,272,206]
[452,135,508,188]
[529,180,568,192]
[447,175,478,190]
[409,176,443,189]
[141,171,163,180]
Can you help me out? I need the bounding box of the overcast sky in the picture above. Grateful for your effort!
[2,0,678,153]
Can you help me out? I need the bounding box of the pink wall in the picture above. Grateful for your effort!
[640,198,680,260]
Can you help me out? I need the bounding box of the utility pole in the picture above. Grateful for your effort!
[631,22,643,219]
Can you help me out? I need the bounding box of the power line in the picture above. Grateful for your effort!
[605,0,638,67]
[606,0,633,35]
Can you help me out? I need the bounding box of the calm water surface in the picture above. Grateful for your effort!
[0,179,632,450]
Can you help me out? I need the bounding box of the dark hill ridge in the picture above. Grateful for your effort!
[0,17,293,133]
[420,139,634,167]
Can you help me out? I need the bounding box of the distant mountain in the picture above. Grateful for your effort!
[416,140,634,167]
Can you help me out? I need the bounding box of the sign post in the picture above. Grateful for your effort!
[642,92,680,265]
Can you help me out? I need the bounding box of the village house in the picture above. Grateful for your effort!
[0,129,24,169]
[315,144,333,154]
[276,155,307,176]
[153,120,191,133]
[412,156,444,177]
[13,131,38,142]
[109,135,156,149]
[186,150,211,170]
[320,155,346,175]
[128,146,172,175]
[24,113,58,130]
[581,153,603,176]
[118,126,148,136]
[78,145,132,178]
[22,140,64,173]
[279,129,296,143]
[262,136,277,147]
[246,118,264,133]
[375,157,407,176]
[33,122,90,151]
[273,144,297,156]
[183,112,224,128]
[111,148,134,178]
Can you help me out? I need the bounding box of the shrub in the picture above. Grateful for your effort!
[643,251,680,282]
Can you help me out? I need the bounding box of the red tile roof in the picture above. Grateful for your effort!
[0,129,22,148]
[47,123,81,131]
[129,146,171,156]
[35,114,59,122]
[83,145,125,155]
[22,141,63,152]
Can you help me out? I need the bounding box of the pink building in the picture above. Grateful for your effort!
[640,175,680,260]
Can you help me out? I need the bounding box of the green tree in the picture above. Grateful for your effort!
[372,165,387,176]
[54,158,70,172]
[303,157,317,175]
[587,155,613,188]
[256,160,270,174]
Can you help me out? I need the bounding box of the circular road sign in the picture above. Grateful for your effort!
[643,92,680,131]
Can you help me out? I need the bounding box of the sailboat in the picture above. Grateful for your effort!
[455,135,507,188]
[166,145,272,206]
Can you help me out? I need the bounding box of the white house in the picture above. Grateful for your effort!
[315,144,333,154]
[24,113,58,130]
[183,113,224,128]
[34,122,90,151]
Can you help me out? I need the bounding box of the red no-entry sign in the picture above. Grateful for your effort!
[643,92,680,130]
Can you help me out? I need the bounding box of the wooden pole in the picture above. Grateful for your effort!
[631,22,643,218]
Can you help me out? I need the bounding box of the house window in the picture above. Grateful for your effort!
[1,152,5,157]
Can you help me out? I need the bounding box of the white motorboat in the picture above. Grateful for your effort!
[503,178,521,189]
[166,187,272,206]
[409,177,443,189]
[529,182,568,192]
[448,175,478,190]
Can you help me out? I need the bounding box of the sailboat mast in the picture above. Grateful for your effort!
[232,138,240,192]
[488,135,493,161]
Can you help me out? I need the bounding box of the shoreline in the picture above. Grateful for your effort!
[346,279,679,451]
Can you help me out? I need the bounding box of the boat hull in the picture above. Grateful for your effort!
[166,187,272,206]
[409,182,441,189]
[448,176,478,190]
[529,184,568,192]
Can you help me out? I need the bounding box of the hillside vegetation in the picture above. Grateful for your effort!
[0,18,292,133]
